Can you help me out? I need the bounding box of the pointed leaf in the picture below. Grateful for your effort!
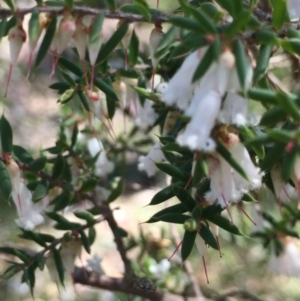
[34,16,57,69]
[181,230,197,262]
[53,249,64,286]
[199,224,218,250]
[0,161,11,201]
[172,185,196,211]
[1,115,13,153]
[97,23,129,64]
[207,215,243,235]
[216,142,249,180]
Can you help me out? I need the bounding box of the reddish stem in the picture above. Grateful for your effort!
[5,64,13,97]
[168,240,182,261]
[202,256,209,284]
[222,194,233,224]
[236,203,256,225]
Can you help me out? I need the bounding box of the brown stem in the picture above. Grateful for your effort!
[0,6,168,23]
[73,268,213,301]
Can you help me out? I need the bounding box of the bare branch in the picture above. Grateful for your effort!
[73,267,213,301]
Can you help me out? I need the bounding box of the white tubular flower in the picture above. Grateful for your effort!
[149,259,171,279]
[287,0,300,20]
[88,138,114,177]
[73,17,88,61]
[138,141,164,177]
[269,239,300,277]
[162,48,206,108]
[86,254,104,274]
[229,141,262,192]
[149,24,164,70]
[177,90,221,152]
[12,182,44,230]
[218,93,248,126]
[56,14,76,55]
[271,164,296,204]
[6,157,44,230]
[134,99,158,131]
[205,154,237,208]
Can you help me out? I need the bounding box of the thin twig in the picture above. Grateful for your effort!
[0,6,169,23]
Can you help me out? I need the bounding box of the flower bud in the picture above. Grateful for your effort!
[73,16,88,60]
[57,14,76,55]
[183,218,198,232]
[149,24,164,70]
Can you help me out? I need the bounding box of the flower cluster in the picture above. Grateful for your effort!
[163,47,252,152]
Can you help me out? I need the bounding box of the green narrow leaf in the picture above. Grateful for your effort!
[65,0,74,10]
[149,185,175,205]
[192,41,217,83]
[146,203,188,223]
[97,23,129,64]
[199,224,218,250]
[207,215,243,235]
[81,178,98,193]
[29,156,47,172]
[269,0,288,30]
[248,88,277,104]
[3,0,15,10]
[1,115,13,153]
[13,145,33,163]
[74,210,95,223]
[0,18,7,40]
[150,213,191,224]
[281,38,300,56]
[0,161,12,201]
[89,13,105,46]
[104,0,116,10]
[58,88,75,104]
[172,185,196,211]
[216,142,249,180]
[107,177,123,203]
[233,39,251,92]
[169,16,204,32]
[239,126,265,160]
[128,30,139,66]
[28,8,40,43]
[52,154,65,178]
[88,227,97,245]
[155,162,189,182]
[32,180,48,202]
[52,189,71,211]
[260,143,285,171]
[94,78,118,100]
[276,92,300,122]
[58,57,83,77]
[133,2,151,21]
[79,230,91,254]
[214,0,233,15]
[225,10,251,38]
[253,44,272,84]
[260,106,286,127]
[181,231,197,262]
[281,151,297,182]
[34,16,57,69]
[53,249,64,286]
[71,124,78,147]
[188,6,217,34]
[78,90,90,112]
[255,29,279,46]
[155,26,176,59]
